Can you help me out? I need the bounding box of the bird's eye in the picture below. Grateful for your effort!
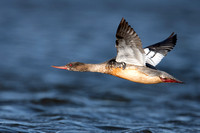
[69,64,72,67]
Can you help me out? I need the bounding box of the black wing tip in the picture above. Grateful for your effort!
[121,17,125,22]
[120,17,128,24]
[169,32,177,37]
[116,17,135,38]
[119,17,129,29]
[145,32,178,55]
[116,17,128,41]
[168,32,177,45]
[164,33,177,51]
[119,17,126,27]
[169,32,175,37]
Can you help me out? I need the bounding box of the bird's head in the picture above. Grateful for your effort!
[159,72,183,83]
[52,62,86,71]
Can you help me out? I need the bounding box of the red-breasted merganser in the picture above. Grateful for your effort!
[52,18,183,84]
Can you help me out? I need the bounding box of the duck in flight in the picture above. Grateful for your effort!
[52,18,183,84]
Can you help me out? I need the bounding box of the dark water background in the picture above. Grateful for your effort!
[0,0,200,132]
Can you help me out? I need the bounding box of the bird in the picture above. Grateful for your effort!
[52,18,183,84]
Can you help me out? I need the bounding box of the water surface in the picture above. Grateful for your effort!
[0,0,200,132]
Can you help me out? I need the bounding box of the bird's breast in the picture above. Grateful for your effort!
[106,67,162,84]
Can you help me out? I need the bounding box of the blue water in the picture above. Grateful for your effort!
[0,0,200,132]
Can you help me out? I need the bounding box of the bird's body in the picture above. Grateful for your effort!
[106,64,162,84]
[52,18,183,84]
[107,64,176,84]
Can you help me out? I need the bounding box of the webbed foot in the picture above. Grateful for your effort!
[108,59,126,70]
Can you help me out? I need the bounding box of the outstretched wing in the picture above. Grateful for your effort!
[115,18,146,66]
[144,32,177,66]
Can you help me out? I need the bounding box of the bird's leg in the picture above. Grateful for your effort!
[107,59,126,70]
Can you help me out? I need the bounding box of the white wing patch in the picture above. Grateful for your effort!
[144,48,164,66]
